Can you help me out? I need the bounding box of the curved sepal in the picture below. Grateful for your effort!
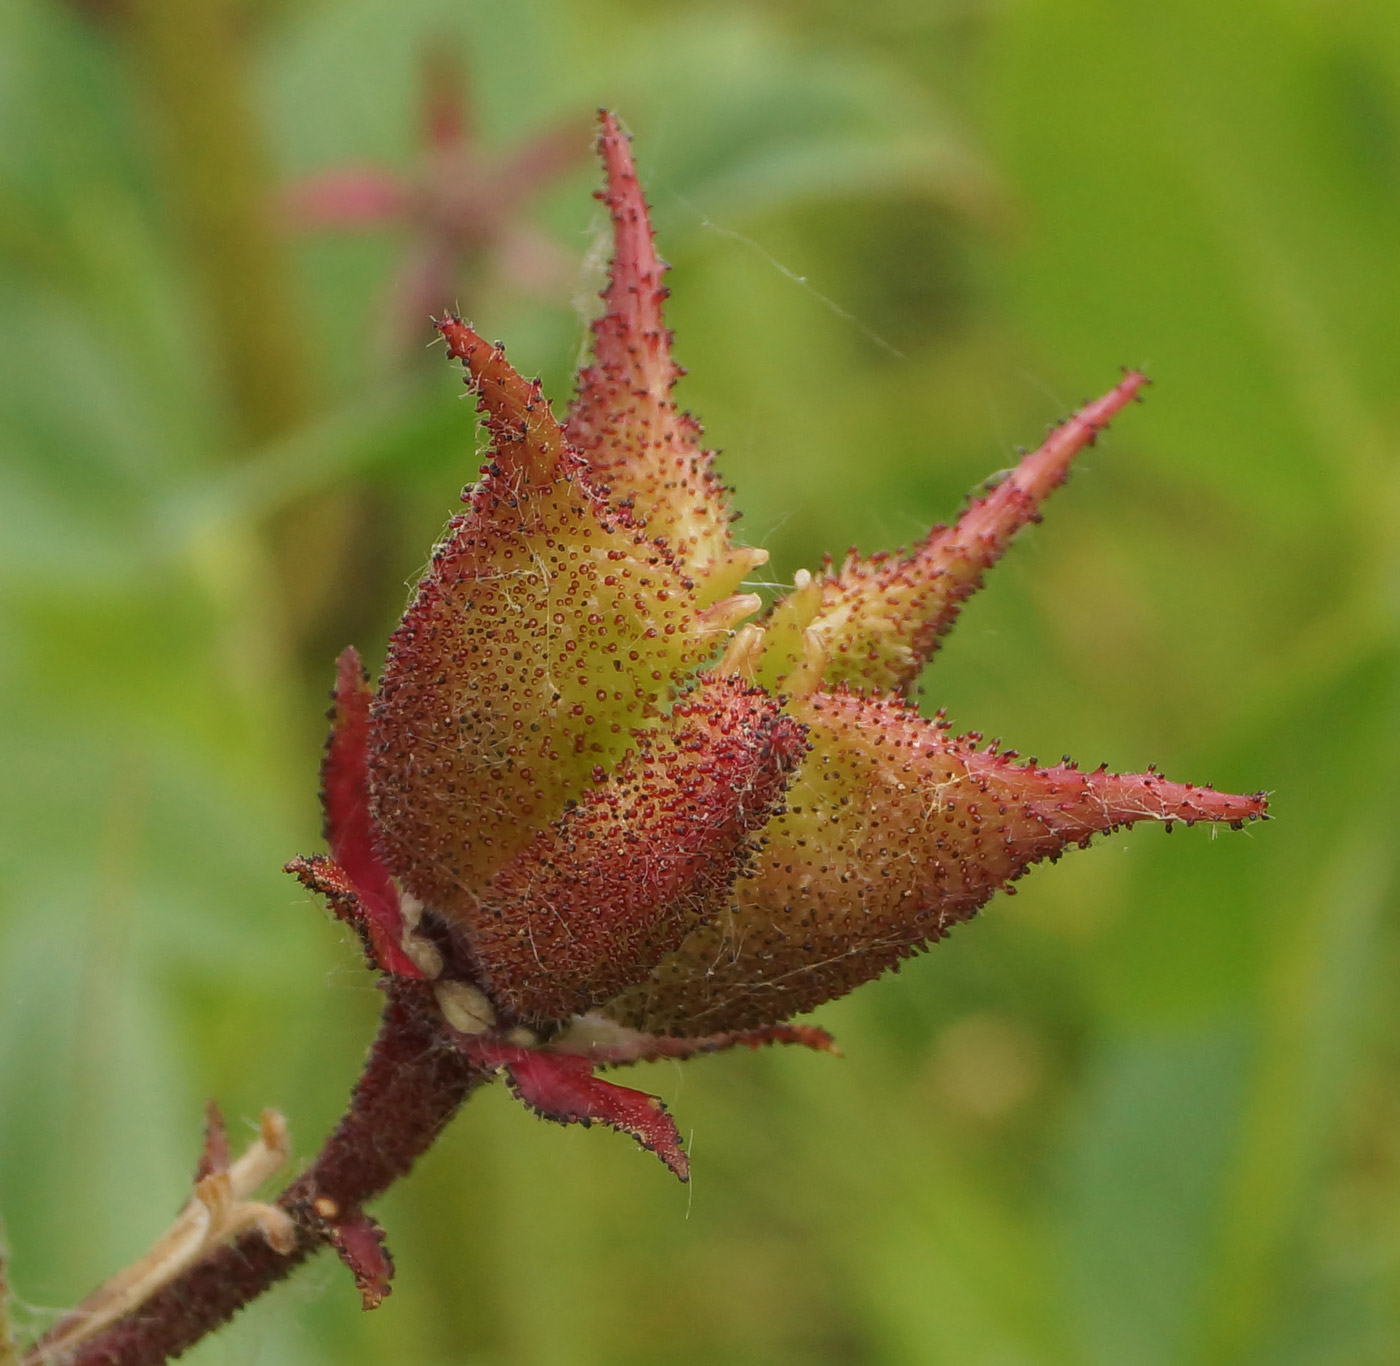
[305,1204,394,1311]
[458,675,807,1025]
[550,1011,837,1064]
[321,646,406,948]
[565,111,765,602]
[755,372,1149,697]
[371,319,756,916]
[611,687,1267,1034]
[285,854,425,980]
[459,1037,690,1180]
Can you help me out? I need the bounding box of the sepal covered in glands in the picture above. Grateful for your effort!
[457,672,807,1025]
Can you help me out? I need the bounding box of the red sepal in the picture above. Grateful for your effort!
[285,854,425,980]
[320,647,411,963]
[563,111,753,593]
[371,320,723,915]
[758,371,1152,696]
[458,1037,690,1181]
[614,688,1269,1035]
[327,1211,395,1310]
[302,1196,396,1310]
[552,1016,838,1065]
[461,675,805,1024]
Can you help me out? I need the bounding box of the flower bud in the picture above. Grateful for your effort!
[288,110,1266,1179]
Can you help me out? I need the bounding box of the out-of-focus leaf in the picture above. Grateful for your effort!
[1061,1026,1252,1366]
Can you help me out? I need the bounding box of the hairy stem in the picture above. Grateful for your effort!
[24,981,488,1366]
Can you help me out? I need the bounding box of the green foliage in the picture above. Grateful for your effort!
[2,0,1398,1361]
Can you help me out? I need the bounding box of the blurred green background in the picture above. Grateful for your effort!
[2,0,1398,1361]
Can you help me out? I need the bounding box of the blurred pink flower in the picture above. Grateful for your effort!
[283,53,586,353]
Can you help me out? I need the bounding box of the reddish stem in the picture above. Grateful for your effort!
[30,981,487,1366]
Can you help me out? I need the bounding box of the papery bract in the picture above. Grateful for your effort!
[288,110,1266,1182]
